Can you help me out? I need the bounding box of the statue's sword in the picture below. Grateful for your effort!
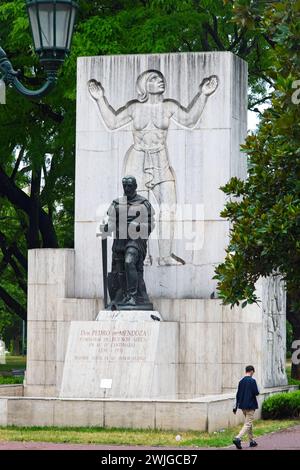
[97,222,109,309]
[102,236,108,309]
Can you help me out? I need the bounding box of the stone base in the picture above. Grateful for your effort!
[0,385,23,397]
[96,310,163,322]
[0,386,296,432]
[109,302,154,311]
[26,249,288,398]
[60,311,176,399]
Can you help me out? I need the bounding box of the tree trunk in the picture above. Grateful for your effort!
[0,166,58,248]
[287,294,300,380]
[13,336,20,356]
[39,211,59,247]
[0,285,27,321]
[28,168,41,249]
[0,165,58,323]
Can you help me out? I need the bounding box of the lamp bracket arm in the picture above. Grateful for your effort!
[0,47,56,99]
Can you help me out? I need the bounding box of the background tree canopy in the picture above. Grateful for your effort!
[0,1,298,364]
[214,0,300,378]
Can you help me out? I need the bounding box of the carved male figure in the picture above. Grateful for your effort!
[89,70,218,265]
[99,176,155,308]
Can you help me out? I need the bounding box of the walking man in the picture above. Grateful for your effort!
[232,365,260,449]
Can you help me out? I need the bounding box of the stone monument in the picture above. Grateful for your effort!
[24,52,287,408]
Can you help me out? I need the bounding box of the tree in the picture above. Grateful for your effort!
[0,0,76,326]
[214,0,300,379]
[0,0,278,330]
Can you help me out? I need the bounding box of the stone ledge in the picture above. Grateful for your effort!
[0,385,24,397]
[0,385,296,432]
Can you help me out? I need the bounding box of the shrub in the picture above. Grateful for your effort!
[0,376,23,385]
[262,391,300,419]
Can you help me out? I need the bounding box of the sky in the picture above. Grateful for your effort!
[248,109,260,132]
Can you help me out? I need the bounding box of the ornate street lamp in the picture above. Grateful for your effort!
[0,0,78,99]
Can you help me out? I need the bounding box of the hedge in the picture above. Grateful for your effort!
[262,391,300,419]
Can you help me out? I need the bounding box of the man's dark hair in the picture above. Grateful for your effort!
[122,175,137,186]
[245,365,255,373]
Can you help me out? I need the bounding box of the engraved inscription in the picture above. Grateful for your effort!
[74,327,151,362]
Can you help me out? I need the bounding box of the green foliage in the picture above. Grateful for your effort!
[0,376,23,384]
[0,200,26,341]
[215,0,300,310]
[62,0,273,103]
[262,391,300,419]
[0,1,77,332]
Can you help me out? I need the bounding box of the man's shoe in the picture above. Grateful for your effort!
[249,440,258,448]
[232,437,242,449]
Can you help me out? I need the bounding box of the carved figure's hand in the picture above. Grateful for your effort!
[88,79,104,100]
[200,75,218,96]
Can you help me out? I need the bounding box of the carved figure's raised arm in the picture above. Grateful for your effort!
[169,75,218,129]
[88,79,133,130]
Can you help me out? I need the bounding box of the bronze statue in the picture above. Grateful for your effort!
[98,176,155,310]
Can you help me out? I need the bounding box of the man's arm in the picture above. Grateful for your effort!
[233,382,241,414]
[252,379,260,396]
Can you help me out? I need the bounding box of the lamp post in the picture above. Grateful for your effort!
[0,0,78,99]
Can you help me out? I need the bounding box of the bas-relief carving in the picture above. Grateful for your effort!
[262,276,287,387]
[88,70,219,266]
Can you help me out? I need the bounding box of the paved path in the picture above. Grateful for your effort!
[0,425,299,450]
[230,424,300,451]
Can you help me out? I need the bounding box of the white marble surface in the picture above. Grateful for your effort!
[2,385,297,431]
[96,310,163,322]
[25,249,287,398]
[75,52,248,298]
[261,276,287,387]
[60,316,177,399]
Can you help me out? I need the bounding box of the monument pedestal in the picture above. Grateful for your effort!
[60,311,178,399]
[25,249,287,399]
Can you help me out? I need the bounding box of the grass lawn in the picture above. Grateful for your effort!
[0,420,299,447]
[0,355,26,372]
[0,356,26,385]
